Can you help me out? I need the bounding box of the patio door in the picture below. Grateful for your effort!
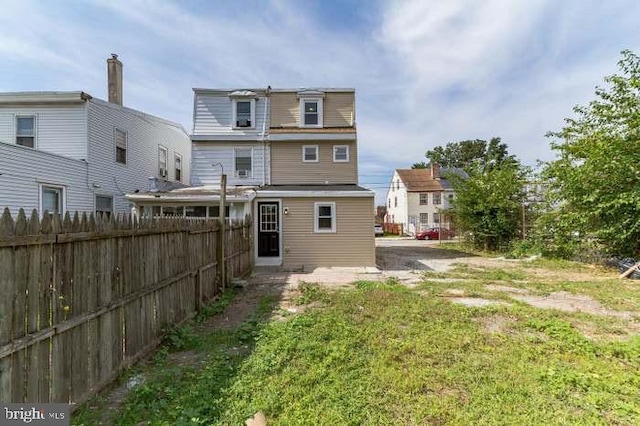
[258,202,279,257]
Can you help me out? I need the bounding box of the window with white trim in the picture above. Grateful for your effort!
[158,145,168,178]
[303,145,319,162]
[232,99,255,128]
[41,185,64,216]
[394,196,397,207]
[433,192,442,205]
[434,212,440,224]
[115,128,127,164]
[333,145,349,162]
[420,213,428,224]
[234,147,253,178]
[174,154,183,182]
[300,99,323,127]
[314,202,336,233]
[16,115,36,148]
[419,193,428,205]
[95,195,113,218]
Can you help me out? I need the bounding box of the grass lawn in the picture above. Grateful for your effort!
[74,259,640,425]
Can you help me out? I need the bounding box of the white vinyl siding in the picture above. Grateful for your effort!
[192,92,268,137]
[0,104,87,159]
[0,142,90,217]
[191,141,267,186]
[86,99,190,212]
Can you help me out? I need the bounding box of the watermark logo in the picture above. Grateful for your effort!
[1,404,69,425]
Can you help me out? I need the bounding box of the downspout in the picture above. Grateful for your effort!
[262,86,271,186]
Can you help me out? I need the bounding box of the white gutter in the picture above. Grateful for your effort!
[262,87,270,185]
[255,190,374,198]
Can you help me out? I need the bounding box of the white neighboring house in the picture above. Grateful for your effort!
[385,165,456,235]
[0,55,191,217]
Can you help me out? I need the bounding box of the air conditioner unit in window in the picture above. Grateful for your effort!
[236,119,250,127]
[237,169,249,178]
[159,168,167,178]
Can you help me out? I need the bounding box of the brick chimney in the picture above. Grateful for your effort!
[107,53,123,106]
[431,163,440,179]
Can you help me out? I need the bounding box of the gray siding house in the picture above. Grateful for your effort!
[0,55,191,217]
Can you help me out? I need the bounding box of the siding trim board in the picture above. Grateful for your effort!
[269,133,355,141]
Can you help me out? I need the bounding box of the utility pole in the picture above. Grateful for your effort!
[219,172,227,289]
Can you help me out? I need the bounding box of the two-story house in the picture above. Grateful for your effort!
[127,87,375,270]
[0,55,191,217]
[385,165,456,235]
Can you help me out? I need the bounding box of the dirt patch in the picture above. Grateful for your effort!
[444,289,466,297]
[448,297,510,308]
[510,291,635,318]
[485,284,531,295]
[477,315,517,334]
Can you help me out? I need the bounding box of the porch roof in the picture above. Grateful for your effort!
[125,185,256,203]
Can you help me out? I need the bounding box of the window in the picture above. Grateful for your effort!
[300,98,323,127]
[115,128,127,164]
[210,205,230,218]
[394,196,397,207]
[41,185,64,216]
[333,145,349,162]
[162,206,184,217]
[158,145,168,178]
[302,145,319,162]
[448,193,454,203]
[420,213,428,224]
[314,202,336,233]
[234,148,252,178]
[433,192,442,205]
[233,99,255,128]
[175,154,183,182]
[388,199,391,208]
[95,195,113,217]
[434,212,441,224]
[419,193,428,205]
[16,115,35,148]
[185,206,207,217]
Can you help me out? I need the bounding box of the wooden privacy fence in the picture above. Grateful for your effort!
[0,208,253,406]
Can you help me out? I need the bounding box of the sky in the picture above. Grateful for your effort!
[1,0,639,204]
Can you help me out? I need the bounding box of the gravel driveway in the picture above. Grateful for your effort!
[375,237,477,273]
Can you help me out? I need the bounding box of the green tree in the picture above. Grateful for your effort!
[411,161,429,169]
[449,161,528,250]
[424,137,515,170]
[541,50,640,257]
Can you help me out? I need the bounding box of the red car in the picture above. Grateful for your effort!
[415,227,455,240]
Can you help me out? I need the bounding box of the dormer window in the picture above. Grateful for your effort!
[235,101,252,127]
[229,90,257,129]
[298,90,325,128]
